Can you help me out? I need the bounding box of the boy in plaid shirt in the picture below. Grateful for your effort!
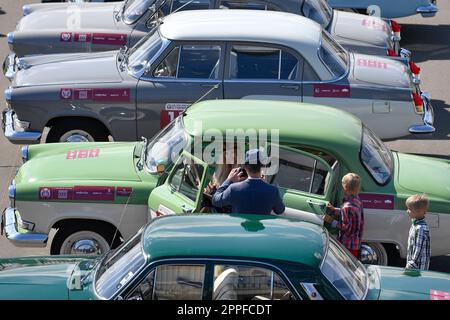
[405,194,431,270]
[323,173,364,258]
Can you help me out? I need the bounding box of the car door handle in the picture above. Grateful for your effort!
[280,84,300,90]
[181,205,193,214]
[307,200,326,209]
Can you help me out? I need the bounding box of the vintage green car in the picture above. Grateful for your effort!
[0,214,449,300]
[2,100,449,266]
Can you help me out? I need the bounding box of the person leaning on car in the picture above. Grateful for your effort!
[212,149,285,215]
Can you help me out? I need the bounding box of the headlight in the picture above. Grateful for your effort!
[8,180,16,207]
[21,146,29,163]
[4,87,12,103]
[7,32,13,45]
[22,5,31,16]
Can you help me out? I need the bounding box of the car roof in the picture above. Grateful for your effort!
[183,99,362,157]
[159,9,322,50]
[143,214,327,268]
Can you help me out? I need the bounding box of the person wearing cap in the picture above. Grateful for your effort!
[212,148,285,215]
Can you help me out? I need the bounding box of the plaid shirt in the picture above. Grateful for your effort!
[406,218,430,270]
[330,195,364,251]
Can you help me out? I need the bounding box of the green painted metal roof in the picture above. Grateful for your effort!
[143,214,327,268]
[183,100,362,156]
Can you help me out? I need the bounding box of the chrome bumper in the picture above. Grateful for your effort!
[409,92,435,134]
[417,3,438,17]
[1,207,48,247]
[2,110,42,144]
[3,52,17,81]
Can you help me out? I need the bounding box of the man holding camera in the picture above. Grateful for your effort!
[212,149,285,215]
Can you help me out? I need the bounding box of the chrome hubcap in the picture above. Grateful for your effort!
[360,244,379,264]
[60,231,110,256]
[359,243,388,265]
[60,130,94,143]
[70,239,103,255]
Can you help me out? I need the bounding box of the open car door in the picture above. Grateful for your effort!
[148,151,211,219]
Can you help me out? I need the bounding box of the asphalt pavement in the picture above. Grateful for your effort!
[0,0,448,272]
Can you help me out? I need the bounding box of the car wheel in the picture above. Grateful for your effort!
[46,120,109,143]
[360,242,388,266]
[51,223,120,255]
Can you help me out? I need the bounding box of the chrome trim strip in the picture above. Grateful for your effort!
[2,110,42,144]
[2,207,48,247]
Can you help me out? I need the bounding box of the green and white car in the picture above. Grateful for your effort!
[2,100,449,265]
[1,214,449,300]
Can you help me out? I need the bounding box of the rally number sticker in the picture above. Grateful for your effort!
[160,103,190,128]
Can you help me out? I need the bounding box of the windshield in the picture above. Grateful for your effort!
[127,28,164,75]
[146,116,189,173]
[302,0,333,28]
[319,31,348,78]
[321,238,367,300]
[95,230,146,299]
[149,0,211,23]
[123,0,156,25]
[360,126,393,185]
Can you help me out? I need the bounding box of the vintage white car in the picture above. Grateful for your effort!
[3,10,433,145]
[10,0,407,59]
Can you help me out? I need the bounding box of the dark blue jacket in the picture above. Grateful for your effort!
[212,178,285,215]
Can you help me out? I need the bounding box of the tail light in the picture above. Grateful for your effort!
[412,92,424,114]
[387,48,397,57]
[391,20,401,37]
[409,62,421,76]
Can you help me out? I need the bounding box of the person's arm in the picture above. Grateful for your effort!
[331,205,351,232]
[406,227,428,269]
[272,188,285,215]
[212,179,233,209]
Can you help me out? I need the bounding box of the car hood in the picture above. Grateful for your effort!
[368,265,450,300]
[13,51,122,87]
[351,53,411,88]
[396,152,450,202]
[332,10,392,47]
[17,3,118,31]
[16,142,141,184]
[0,256,94,300]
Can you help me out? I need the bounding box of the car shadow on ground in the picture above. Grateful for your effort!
[396,256,450,273]
[0,9,5,15]
[401,24,450,63]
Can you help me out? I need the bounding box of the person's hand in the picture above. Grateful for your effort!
[228,167,247,183]
[323,214,334,224]
[203,182,216,194]
[326,202,336,212]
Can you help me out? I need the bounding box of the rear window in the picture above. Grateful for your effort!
[319,31,348,78]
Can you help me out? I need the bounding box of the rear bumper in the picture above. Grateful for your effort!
[417,3,438,17]
[1,207,48,247]
[3,52,16,81]
[2,110,42,144]
[409,92,435,134]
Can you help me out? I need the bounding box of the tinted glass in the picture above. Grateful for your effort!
[178,45,221,79]
[230,46,299,80]
[219,0,279,10]
[319,31,348,78]
[213,265,295,300]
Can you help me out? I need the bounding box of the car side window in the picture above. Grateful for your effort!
[303,61,320,81]
[219,0,280,10]
[127,264,206,300]
[266,147,334,196]
[213,264,295,300]
[170,156,206,202]
[229,45,301,80]
[154,45,222,79]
